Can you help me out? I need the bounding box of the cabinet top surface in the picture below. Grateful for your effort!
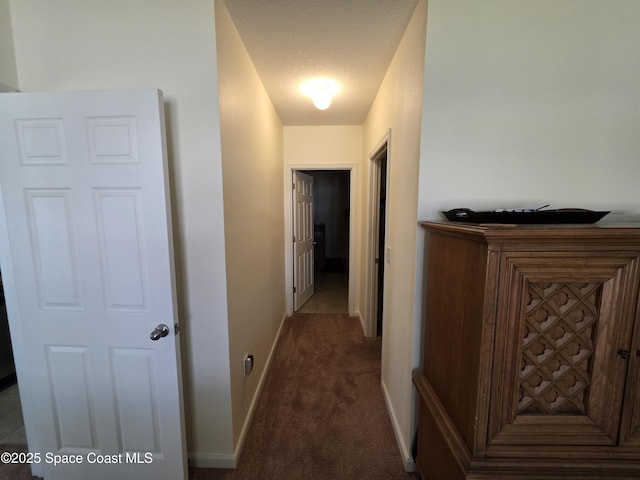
[421,221,640,242]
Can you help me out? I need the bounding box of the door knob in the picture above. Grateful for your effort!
[150,324,170,341]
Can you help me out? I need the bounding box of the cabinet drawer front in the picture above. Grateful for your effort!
[488,252,640,447]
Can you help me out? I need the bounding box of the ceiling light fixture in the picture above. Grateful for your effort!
[301,79,339,111]
[312,83,332,110]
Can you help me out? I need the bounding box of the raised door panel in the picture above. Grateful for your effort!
[46,346,98,451]
[25,189,82,310]
[487,252,640,449]
[94,188,149,311]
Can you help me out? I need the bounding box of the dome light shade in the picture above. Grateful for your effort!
[301,79,339,111]
[312,84,332,110]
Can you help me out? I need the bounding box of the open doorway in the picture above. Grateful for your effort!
[293,170,350,314]
[367,132,390,337]
[373,155,387,336]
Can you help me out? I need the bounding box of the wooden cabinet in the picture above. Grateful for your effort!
[414,222,640,479]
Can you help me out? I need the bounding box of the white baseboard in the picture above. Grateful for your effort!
[355,310,366,334]
[188,452,236,469]
[381,380,415,472]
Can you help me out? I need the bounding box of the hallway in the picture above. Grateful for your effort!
[190,313,412,480]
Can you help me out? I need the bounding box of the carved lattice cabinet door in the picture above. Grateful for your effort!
[486,251,640,452]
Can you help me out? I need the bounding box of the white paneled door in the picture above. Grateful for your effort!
[0,90,186,480]
[293,171,314,310]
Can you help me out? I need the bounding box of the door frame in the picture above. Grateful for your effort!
[365,130,391,338]
[284,165,357,317]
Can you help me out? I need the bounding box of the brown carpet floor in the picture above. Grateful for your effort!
[1,313,413,480]
[191,313,413,480]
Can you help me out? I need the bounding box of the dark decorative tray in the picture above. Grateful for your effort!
[442,208,610,224]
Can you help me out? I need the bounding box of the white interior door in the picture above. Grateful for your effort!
[293,171,314,311]
[0,89,186,480]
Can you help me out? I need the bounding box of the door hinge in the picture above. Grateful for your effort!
[292,182,295,190]
[174,323,180,335]
[293,235,296,243]
[293,286,297,293]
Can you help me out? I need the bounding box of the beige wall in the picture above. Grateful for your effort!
[9,0,235,461]
[284,126,363,167]
[361,0,427,469]
[214,0,286,457]
[0,0,18,90]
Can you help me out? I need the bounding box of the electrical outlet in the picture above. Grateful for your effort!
[386,246,391,264]
[243,354,254,377]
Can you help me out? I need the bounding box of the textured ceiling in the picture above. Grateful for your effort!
[223,0,419,125]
